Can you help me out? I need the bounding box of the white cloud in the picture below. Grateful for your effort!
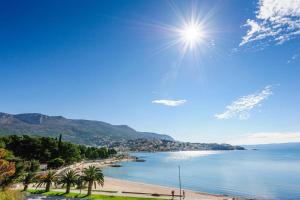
[152,99,186,106]
[287,53,299,63]
[240,0,300,46]
[229,132,300,145]
[215,85,272,120]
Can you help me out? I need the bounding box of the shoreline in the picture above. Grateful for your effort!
[101,176,239,200]
[56,156,136,174]
[52,157,245,200]
[27,176,239,200]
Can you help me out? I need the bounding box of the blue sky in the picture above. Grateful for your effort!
[0,0,300,144]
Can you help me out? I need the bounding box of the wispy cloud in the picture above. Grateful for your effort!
[229,132,300,145]
[215,86,273,120]
[152,99,186,107]
[240,0,300,46]
[287,53,299,64]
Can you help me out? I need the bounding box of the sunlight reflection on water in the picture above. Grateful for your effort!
[165,150,223,160]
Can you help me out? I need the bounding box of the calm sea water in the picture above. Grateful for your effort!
[103,148,300,200]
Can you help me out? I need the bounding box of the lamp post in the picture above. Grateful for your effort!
[178,165,182,200]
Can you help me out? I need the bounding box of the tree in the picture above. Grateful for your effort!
[108,148,117,155]
[47,158,64,169]
[57,134,62,157]
[28,160,40,172]
[58,169,79,194]
[22,160,40,191]
[82,166,104,195]
[0,148,25,191]
[36,171,57,192]
[22,172,35,191]
[76,176,84,194]
[0,149,16,191]
[58,134,62,150]
[59,142,81,164]
[0,135,118,165]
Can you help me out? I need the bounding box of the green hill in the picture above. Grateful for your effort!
[0,112,173,146]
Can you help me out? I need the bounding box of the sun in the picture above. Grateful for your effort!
[146,6,212,55]
[179,22,203,49]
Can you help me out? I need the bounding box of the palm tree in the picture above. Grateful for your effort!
[82,166,104,195]
[22,172,36,191]
[22,160,40,191]
[76,176,84,194]
[58,169,78,194]
[36,171,57,192]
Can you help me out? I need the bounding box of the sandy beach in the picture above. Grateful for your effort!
[30,159,241,200]
[28,176,237,200]
[98,176,237,200]
[56,157,136,174]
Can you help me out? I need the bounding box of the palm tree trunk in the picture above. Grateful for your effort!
[23,184,28,191]
[66,183,70,194]
[45,182,51,192]
[87,181,93,195]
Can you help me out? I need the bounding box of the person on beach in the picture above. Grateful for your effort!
[183,190,185,199]
[171,190,175,199]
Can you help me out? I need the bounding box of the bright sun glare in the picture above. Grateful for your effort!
[180,22,203,48]
[150,5,211,56]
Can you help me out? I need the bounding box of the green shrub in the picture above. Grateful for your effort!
[47,158,64,169]
[0,190,24,200]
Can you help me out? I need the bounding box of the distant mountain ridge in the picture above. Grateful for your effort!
[0,112,173,146]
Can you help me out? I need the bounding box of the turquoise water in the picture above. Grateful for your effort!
[103,148,300,199]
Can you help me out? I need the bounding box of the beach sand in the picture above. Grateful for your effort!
[28,176,236,200]
[28,159,243,200]
[99,176,236,200]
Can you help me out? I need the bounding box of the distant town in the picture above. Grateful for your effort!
[106,138,245,152]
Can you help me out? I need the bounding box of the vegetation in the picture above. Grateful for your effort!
[35,171,58,192]
[0,148,25,191]
[0,149,25,199]
[47,158,65,169]
[28,190,164,200]
[22,172,35,192]
[0,149,16,190]
[22,160,40,191]
[30,166,104,195]
[0,112,173,146]
[1,147,108,196]
[0,134,122,197]
[0,135,118,166]
[58,169,79,194]
[82,165,104,196]
[0,135,126,198]
[0,190,24,200]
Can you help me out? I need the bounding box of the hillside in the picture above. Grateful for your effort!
[0,112,173,146]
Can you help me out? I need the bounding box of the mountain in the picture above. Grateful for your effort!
[0,112,173,146]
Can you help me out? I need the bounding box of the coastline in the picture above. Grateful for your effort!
[56,156,136,174]
[28,176,238,200]
[100,176,238,200]
[50,157,243,200]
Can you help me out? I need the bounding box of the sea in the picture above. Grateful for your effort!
[103,145,300,200]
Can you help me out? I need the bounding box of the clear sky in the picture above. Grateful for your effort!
[1,0,300,144]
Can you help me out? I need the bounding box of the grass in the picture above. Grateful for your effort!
[27,189,165,200]
[0,190,25,200]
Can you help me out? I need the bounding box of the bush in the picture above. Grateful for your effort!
[29,160,40,172]
[0,135,118,165]
[47,158,64,169]
[0,190,24,200]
